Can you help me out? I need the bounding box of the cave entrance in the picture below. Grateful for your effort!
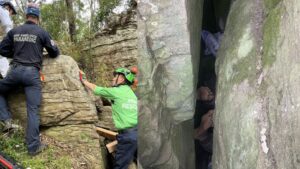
[194,0,231,169]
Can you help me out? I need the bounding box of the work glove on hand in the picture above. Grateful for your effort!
[79,70,87,83]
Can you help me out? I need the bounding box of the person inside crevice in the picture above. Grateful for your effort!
[195,0,231,168]
[194,86,215,169]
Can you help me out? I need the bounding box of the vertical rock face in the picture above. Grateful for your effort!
[138,0,202,168]
[214,0,300,168]
[83,9,137,87]
[139,0,300,168]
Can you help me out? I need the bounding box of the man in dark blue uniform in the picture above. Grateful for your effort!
[0,3,59,156]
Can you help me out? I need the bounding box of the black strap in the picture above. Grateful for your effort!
[118,126,137,134]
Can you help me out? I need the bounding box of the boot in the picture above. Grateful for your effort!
[28,144,48,156]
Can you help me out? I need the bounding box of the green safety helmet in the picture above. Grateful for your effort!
[114,68,135,83]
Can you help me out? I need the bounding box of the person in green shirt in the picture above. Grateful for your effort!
[80,68,137,169]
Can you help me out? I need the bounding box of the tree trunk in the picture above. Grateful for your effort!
[65,0,76,42]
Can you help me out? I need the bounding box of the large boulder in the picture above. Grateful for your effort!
[7,55,104,169]
[213,0,300,168]
[44,124,104,169]
[8,55,98,126]
[138,0,202,168]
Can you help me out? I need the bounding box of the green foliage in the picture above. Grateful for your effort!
[98,0,119,21]
[0,128,72,169]
[93,0,120,30]
[12,14,25,26]
[40,0,89,42]
[10,0,124,86]
[12,0,122,41]
[40,1,67,41]
[57,38,83,61]
[38,0,90,63]
[75,49,98,82]
[75,17,91,41]
[94,62,111,86]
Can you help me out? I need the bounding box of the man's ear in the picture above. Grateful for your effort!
[120,75,126,83]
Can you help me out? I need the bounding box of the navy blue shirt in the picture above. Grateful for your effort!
[0,20,59,69]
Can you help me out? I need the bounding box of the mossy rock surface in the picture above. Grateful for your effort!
[214,0,300,168]
[44,124,104,169]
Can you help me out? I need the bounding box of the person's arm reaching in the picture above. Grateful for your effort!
[80,70,117,100]
[82,80,97,91]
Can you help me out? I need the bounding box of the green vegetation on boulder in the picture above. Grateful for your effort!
[264,0,281,12]
[262,3,283,67]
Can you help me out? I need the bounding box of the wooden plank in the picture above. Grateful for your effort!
[106,140,118,153]
[96,127,118,140]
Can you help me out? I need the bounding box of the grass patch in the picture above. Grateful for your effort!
[0,128,72,169]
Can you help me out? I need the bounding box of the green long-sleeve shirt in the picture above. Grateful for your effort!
[94,85,138,130]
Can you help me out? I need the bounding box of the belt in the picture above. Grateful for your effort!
[118,126,137,134]
[11,63,38,70]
